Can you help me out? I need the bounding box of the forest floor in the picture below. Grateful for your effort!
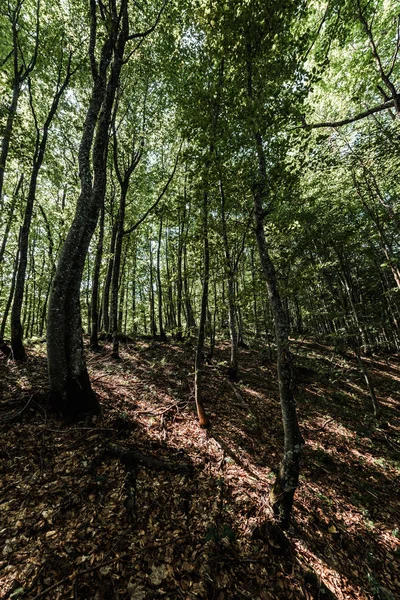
[0,337,400,600]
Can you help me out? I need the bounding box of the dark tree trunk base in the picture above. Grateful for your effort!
[106,443,194,475]
[50,368,101,420]
[269,449,303,530]
[0,338,11,357]
[227,365,238,381]
[11,338,27,361]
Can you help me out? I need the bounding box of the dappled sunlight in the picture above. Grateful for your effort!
[1,339,400,599]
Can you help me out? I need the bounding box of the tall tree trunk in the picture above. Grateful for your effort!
[111,107,142,356]
[38,204,56,338]
[165,223,176,332]
[131,239,137,336]
[253,178,303,528]
[219,176,239,379]
[47,0,131,418]
[156,213,166,341]
[0,0,39,205]
[251,248,260,336]
[90,202,105,350]
[183,232,195,336]
[194,190,209,427]
[176,203,184,340]
[102,217,118,336]
[0,174,23,264]
[0,82,20,206]
[247,49,303,529]
[0,239,20,341]
[111,198,127,358]
[149,241,157,338]
[11,57,73,360]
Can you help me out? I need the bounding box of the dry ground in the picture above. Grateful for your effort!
[1,337,399,599]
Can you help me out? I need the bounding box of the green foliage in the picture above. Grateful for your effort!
[0,0,399,361]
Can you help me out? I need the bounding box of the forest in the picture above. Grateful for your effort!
[0,0,399,598]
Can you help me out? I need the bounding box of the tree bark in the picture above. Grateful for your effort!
[0,0,39,205]
[156,213,166,341]
[149,240,157,338]
[219,176,239,380]
[90,202,105,350]
[103,232,116,336]
[0,174,23,264]
[11,58,73,360]
[247,49,303,529]
[111,192,127,357]
[47,0,130,417]
[0,237,20,341]
[176,204,184,340]
[194,190,210,428]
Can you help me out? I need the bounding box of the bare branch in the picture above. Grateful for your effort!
[356,0,399,116]
[387,15,400,78]
[127,0,167,41]
[303,0,331,62]
[0,48,13,69]
[123,142,181,236]
[89,0,98,79]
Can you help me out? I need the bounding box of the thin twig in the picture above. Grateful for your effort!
[0,394,33,423]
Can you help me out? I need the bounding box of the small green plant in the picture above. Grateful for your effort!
[205,524,236,543]
[316,492,333,506]
[367,572,395,600]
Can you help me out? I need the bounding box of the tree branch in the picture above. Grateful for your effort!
[123,143,181,236]
[127,0,167,40]
[302,98,396,129]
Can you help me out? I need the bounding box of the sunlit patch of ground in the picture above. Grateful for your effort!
[0,337,399,599]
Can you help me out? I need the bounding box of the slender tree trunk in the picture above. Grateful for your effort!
[149,241,157,337]
[247,48,303,528]
[131,239,137,336]
[339,265,380,416]
[156,213,166,341]
[0,174,23,264]
[110,107,142,355]
[165,224,176,332]
[206,278,217,363]
[0,0,39,205]
[11,59,73,360]
[37,204,56,338]
[118,264,126,334]
[0,83,20,206]
[111,191,127,358]
[140,288,147,334]
[194,190,210,427]
[0,241,20,341]
[10,164,39,359]
[183,240,195,335]
[102,218,117,336]
[219,176,239,379]
[176,206,184,340]
[90,202,105,349]
[251,248,260,336]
